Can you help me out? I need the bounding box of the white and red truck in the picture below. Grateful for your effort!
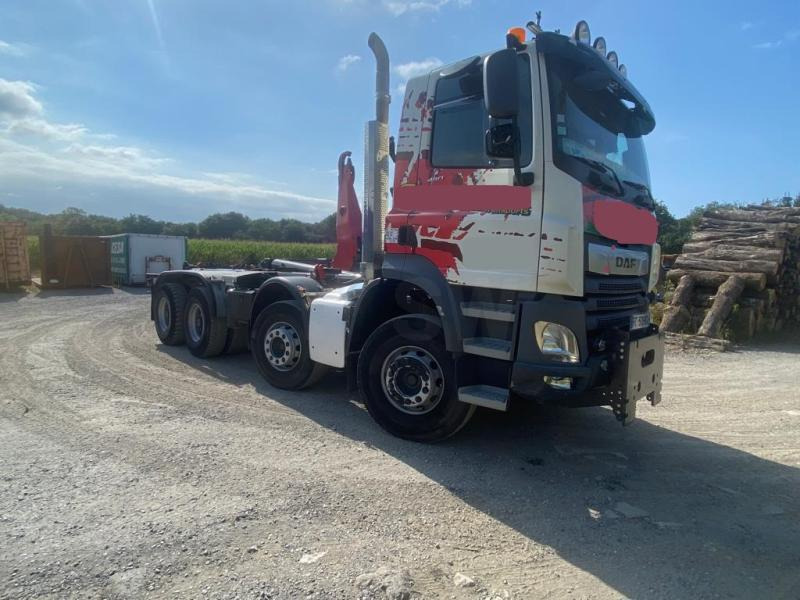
[151,18,665,442]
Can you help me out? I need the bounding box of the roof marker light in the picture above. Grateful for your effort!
[507,27,526,46]
[618,64,628,78]
[593,37,607,56]
[574,20,591,45]
[606,51,619,68]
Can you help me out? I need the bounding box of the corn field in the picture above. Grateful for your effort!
[187,239,335,266]
[26,237,335,272]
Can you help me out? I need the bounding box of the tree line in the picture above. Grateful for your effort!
[2,193,797,252]
[0,205,337,243]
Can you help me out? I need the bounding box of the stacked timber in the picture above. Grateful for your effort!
[663,206,800,342]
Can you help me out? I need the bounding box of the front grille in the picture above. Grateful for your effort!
[588,294,645,311]
[584,274,648,332]
[585,276,647,295]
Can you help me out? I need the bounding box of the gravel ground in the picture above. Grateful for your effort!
[1,288,798,600]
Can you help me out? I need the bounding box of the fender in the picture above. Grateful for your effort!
[250,276,324,323]
[349,253,462,353]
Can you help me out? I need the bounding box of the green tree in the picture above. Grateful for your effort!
[280,220,306,243]
[119,214,163,234]
[162,222,198,237]
[198,212,250,239]
[246,218,281,241]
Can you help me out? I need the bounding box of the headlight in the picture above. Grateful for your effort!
[649,242,661,292]
[535,322,580,363]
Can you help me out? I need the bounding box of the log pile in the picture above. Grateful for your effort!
[663,206,800,342]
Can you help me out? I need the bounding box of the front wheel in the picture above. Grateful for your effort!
[251,301,328,390]
[358,316,475,443]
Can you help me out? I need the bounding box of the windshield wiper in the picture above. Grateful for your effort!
[622,180,655,210]
[572,155,624,197]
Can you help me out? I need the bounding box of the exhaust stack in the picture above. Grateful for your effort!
[361,33,390,280]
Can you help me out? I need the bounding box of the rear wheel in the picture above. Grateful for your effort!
[358,316,475,443]
[251,301,327,390]
[154,283,187,345]
[184,288,228,358]
[224,327,249,355]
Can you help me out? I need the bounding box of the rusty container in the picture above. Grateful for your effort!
[40,225,112,288]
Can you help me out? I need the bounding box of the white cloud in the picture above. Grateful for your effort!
[394,58,443,81]
[336,54,362,72]
[6,118,87,141]
[753,28,800,49]
[394,58,443,95]
[64,143,170,169]
[0,79,43,119]
[740,22,754,31]
[383,0,470,16]
[0,40,27,57]
[0,78,335,221]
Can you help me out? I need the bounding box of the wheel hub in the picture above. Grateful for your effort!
[187,303,205,343]
[381,346,444,415]
[264,322,301,372]
[157,296,171,332]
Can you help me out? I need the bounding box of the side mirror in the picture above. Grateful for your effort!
[485,123,516,159]
[483,49,520,118]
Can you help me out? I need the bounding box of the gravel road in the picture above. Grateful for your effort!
[1,288,798,599]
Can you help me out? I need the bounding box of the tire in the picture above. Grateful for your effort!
[224,327,249,355]
[154,283,187,345]
[357,315,475,443]
[251,300,328,390]
[184,287,228,358]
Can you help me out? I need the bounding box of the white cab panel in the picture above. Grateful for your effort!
[309,283,363,368]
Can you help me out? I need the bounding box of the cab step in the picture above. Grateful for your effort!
[460,301,516,322]
[458,385,509,412]
[462,337,512,360]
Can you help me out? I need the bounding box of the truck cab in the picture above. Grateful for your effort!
[151,20,664,443]
[363,26,663,427]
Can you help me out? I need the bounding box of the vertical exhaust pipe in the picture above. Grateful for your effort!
[362,33,390,280]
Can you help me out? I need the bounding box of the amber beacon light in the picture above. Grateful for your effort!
[507,27,526,45]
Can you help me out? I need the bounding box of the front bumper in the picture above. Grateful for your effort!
[510,297,664,423]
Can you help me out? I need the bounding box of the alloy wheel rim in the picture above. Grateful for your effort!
[157,296,171,332]
[380,345,444,415]
[264,321,301,372]
[187,303,205,344]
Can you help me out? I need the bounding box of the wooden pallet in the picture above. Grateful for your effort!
[0,222,31,289]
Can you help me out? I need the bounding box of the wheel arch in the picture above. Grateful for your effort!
[348,254,462,355]
[250,276,324,324]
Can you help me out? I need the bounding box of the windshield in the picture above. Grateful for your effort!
[546,51,652,196]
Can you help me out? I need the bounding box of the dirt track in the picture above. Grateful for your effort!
[1,288,798,599]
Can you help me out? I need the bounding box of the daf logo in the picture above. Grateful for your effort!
[616,256,640,270]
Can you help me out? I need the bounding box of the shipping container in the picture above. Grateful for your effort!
[40,227,112,288]
[107,233,187,286]
[0,222,31,289]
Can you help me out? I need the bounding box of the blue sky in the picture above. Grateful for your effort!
[1,0,798,222]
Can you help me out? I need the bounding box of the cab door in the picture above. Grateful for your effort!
[389,52,544,292]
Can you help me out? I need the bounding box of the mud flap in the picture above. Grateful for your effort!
[611,332,665,425]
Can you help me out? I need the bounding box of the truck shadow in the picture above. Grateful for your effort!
[158,346,800,598]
